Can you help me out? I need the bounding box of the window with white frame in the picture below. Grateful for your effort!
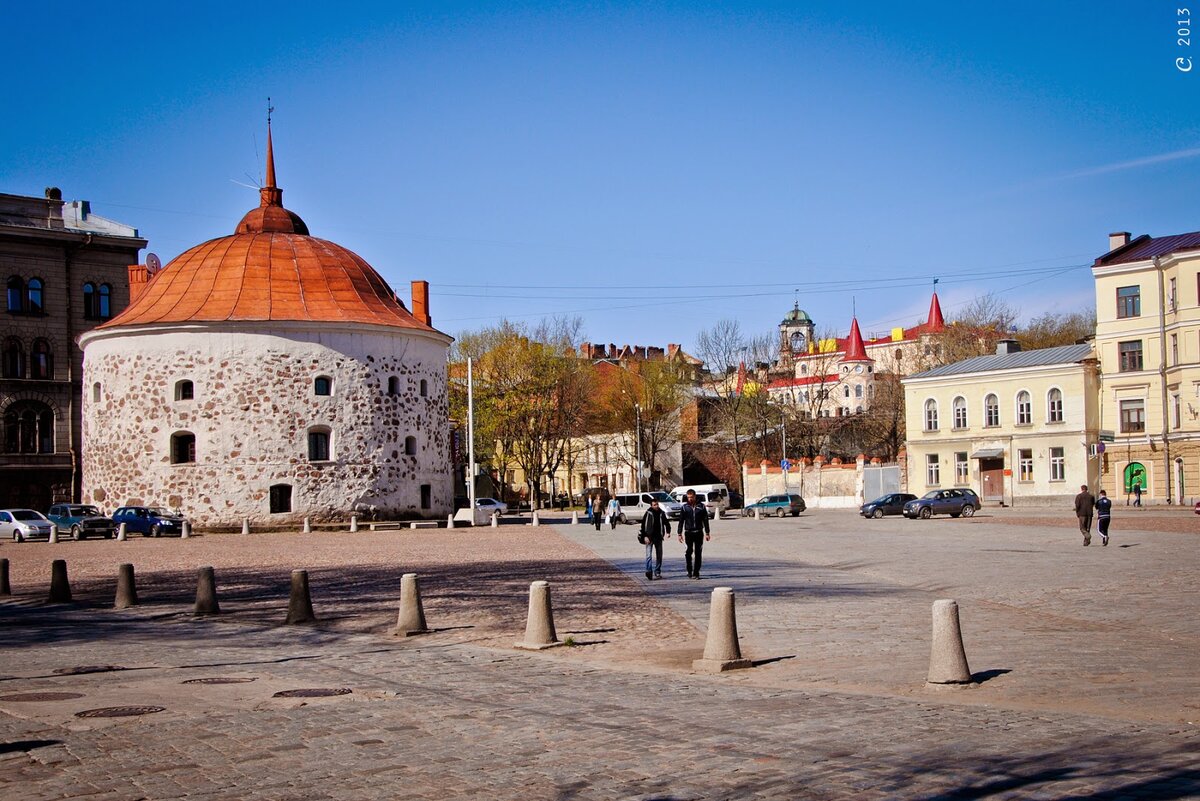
[1120,399,1145,433]
[1047,388,1063,423]
[952,396,967,429]
[924,398,939,431]
[1016,391,1032,425]
[926,453,940,485]
[1049,447,1065,481]
[984,394,999,427]
[954,452,969,484]
[1018,448,1033,482]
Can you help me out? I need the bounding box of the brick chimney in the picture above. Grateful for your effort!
[127,264,150,302]
[411,280,431,326]
[1109,231,1131,251]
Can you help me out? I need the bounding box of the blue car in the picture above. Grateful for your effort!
[112,506,187,537]
[743,493,806,517]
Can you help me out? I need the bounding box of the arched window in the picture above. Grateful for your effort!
[952,396,968,429]
[3,401,54,454]
[314,376,332,396]
[420,379,428,397]
[26,278,43,313]
[82,283,97,318]
[843,385,851,398]
[1047,388,1064,423]
[984,394,999,427]
[269,484,293,514]
[855,384,863,398]
[799,363,808,375]
[308,427,331,461]
[2,337,24,378]
[170,431,196,464]
[1016,391,1032,425]
[405,435,417,456]
[388,376,399,396]
[98,284,111,319]
[31,339,52,380]
[174,380,194,401]
[924,399,939,431]
[92,382,101,403]
[6,276,24,312]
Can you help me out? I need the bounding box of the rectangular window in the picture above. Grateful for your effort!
[1049,447,1065,482]
[926,454,940,486]
[1173,394,1181,430]
[269,484,292,514]
[1116,285,1140,318]
[1119,399,1146,433]
[1171,334,1178,366]
[307,431,330,461]
[1169,277,1177,312]
[1118,340,1143,372]
[420,484,431,509]
[954,452,969,485]
[1018,449,1033,482]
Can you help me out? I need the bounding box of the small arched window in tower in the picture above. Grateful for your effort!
[2,337,24,378]
[405,435,417,456]
[314,376,332,396]
[30,339,52,380]
[26,278,44,314]
[174,380,194,401]
[855,384,863,398]
[420,379,428,397]
[6,276,24,312]
[98,283,112,319]
[170,431,196,464]
[388,376,399,396]
[308,427,331,461]
[83,283,97,318]
[799,363,808,375]
[92,382,101,403]
[269,484,293,514]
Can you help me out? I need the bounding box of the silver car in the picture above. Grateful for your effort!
[0,509,57,542]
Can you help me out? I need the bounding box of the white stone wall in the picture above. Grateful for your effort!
[81,322,452,524]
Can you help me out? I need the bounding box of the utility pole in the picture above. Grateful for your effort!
[635,403,642,492]
[467,357,476,513]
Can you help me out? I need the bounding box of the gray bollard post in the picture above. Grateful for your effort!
[181,520,191,539]
[48,527,58,544]
[349,515,358,533]
[117,522,127,541]
[394,573,430,636]
[491,513,499,528]
[753,507,761,521]
[531,510,540,527]
[194,566,220,616]
[571,510,578,525]
[0,557,9,595]
[302,517,311,534]
[693,587,752,673]
[241,518,250,536]
[447,514,455,529]
[515,580,563,650]
[926,599,975,687]
[284,569,316,624]
[114,563,139,609]
[47,559,72,603]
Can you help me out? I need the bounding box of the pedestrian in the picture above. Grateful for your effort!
[1074,483,1095,546]
[1095,489,1112,547]
[592,494,603,531]
[639,498,670,579]
[606,495,622,530]
[585,494,592,522]
[676,488,711,579]
[1133,481,1143,507]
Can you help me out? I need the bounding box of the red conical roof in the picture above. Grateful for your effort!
[843,317,871,362]
[926,292,946,332]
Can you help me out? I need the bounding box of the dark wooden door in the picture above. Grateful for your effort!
[980,458,1004,501]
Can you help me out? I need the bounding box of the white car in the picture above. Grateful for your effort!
[475,498,508,517]
[0,509,57,542]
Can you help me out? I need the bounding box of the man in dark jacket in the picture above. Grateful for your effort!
[676,489,711,579]
[1095,489,1113,546]
[639,499,670,579]
[1074,484,1095,546]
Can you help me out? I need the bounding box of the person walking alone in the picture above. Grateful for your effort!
[1074,484,1095,546]
[606,495,622,530]
[592,494,603,531]
[676,489,711,579]
[639,498,670,579]
[1095,489,1113,546]
[1133,481,1143,507]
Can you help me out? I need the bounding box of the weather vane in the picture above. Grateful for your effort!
[267,97,274,126]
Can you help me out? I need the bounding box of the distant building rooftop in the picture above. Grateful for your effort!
[0,189,141,240]
[1093,230,1200,267]
[905,343,1094,381]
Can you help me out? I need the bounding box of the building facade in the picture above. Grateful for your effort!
[1,189,145,508]
[1092,230,1200,504]
[902,342,1099,505]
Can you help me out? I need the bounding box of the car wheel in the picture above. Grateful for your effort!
[70,525,82,541]
[791,511,800,517]
[775,508,785,518]
[919,507,932,519]
[150,524,161,538]
[13,531,23,543]
[962,505,976,518]
[871,508,884,519]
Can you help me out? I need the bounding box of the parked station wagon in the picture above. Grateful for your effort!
[47,504,116,540]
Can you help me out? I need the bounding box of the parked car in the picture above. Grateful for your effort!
[860,493,918,519]
[670,484,730,517]
[47,504,116,540]
[613,492,684,523]
[0,509,56,542]
[112,506,187,537]
[902,489,981,519]
[475,497,508,517]
[743,494,806,517]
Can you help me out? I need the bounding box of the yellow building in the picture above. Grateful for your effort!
[902,342,1099,505]
[1093,230,1200,504]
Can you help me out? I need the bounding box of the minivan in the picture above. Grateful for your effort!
[613,492,684,523]
[669,484,730,517]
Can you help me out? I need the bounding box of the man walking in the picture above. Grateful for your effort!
[639,498,670,579]
[1074,484,1095,546]
[592,494,603,532]
[676,489,711,579]
[1095,489,1113,546]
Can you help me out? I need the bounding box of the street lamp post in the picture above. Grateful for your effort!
[634,402,642,492]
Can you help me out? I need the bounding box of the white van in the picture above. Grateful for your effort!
[612,491,684,523]
[669,484,730,517]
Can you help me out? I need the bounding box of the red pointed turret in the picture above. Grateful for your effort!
[926,292,946,333]
[843,317,871,362]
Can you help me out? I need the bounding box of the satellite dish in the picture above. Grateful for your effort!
[146,253,162,275]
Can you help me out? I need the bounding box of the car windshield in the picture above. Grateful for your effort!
[69,506,101,516]
[920,492,941,500]
[13,510,46,521]
[648,492,673,502]
[148,507,174,517]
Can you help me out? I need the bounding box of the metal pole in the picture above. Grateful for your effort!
[467,357,476,512]
[635,403,642,492]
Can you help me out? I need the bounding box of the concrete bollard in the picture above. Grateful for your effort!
[349,515,358,533]
[531,510,540,527]
[709,508,717,528]
[49,527,58,544]
[241,518,250,536]
[514,580,563,650]
[926,599,975,687]
[692,587,752,673]
[117,522,127,541]
[114,563,139,609]
[284,569,316,624]
[0,557,9,595]
[47,559,72,604]
[181,520,191,539]
[753,507,761,521]
[491,513,499,528]
[194,566,220,616]
[571,510,578,525]
[302,517,312,534]
[447,514,455,529]
[394,573,430,636]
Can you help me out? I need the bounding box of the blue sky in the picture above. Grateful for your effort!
[4,1,1198,351]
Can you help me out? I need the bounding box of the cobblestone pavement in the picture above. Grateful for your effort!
[1,512,1198,800]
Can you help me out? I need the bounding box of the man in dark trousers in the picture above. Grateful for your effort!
[676,489,711,579]
[639,498,670,580]
[1095,489,1113,546]
[1074,484,1095,546]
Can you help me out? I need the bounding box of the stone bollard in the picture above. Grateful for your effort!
[491,513,499,528]
[692,587,752,673]
[241,518,250,536]
[114,563,139,609]
[181,520,191,539]
[926,599,975,687]
[349,515,358,533]
[284,570,316,624]
[447,514,455,529]
[709,508,717,528]
[514,580,563,650]
[754,507,761,521]
[394,573,430,636]
[531,510,540,527]
[49,527,58,544]
[0,557,9,596]
[302,517,312,534]
[47,559,72,604]
[194,566,220,616]
[117,522,127,541]
[571,510,578,525]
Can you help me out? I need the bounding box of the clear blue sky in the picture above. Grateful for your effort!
[4,1,1198,352]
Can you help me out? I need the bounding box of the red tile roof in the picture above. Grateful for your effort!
[1093,231,1200,266]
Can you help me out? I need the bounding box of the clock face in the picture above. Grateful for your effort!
[791,332,806,351]
[855,365,863,373]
